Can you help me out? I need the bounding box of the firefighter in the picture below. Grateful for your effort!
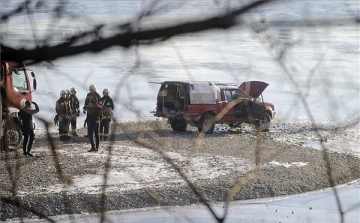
[56,90,71,141]
[19,100,39,156]
[83,84,101,136]
[65,89,71,97]
[69,87,80,136]
[65,89,72,115]
[83,84,101,152]
[99,88,114,141]
[65,89,72,137]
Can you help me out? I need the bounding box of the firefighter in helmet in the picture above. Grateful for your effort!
[99,88,114,141]
[65,89,71,98]
[56,90,71,141]
[65,89,71,108]
[69,87,80,136]
[65,89,72,137]
[83,84,101,152]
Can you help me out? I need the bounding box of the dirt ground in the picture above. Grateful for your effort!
[1,119,359,220]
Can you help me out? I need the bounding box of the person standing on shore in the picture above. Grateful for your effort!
[65,89,72,138]
[83,84,101,152]
[99,88,114,141]
[69,87,80,136]
[56,90,71,141]
[19,100,40,156]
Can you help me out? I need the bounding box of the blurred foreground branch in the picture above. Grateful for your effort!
[1,0,274,64]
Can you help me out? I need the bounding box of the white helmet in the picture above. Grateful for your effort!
[103,88,110,94]
[70,87,76,94]
[65,89,71,95]
[89,84,96,91]
[60,90,66,96]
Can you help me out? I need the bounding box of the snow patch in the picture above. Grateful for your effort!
[269,161,308,168]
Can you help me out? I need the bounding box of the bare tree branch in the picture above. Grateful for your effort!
[1,0,275,64]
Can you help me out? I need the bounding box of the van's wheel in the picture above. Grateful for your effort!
[229,122,242,128]
[171,118,187,132]
[4,120,22,150]
[255,112,271,132]
[198,114,215,134]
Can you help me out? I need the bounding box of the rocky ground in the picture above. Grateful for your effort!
[1,119,360,221]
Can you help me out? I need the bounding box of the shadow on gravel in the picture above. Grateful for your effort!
[107,127,258,143]
[32,124,269,148]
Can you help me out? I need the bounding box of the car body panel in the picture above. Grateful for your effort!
[238,81,269,98]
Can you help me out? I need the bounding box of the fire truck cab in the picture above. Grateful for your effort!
[1,61,37,151]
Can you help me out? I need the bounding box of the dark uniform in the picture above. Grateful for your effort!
[69,88,80,136]
[18,101,39,156]
[99,90,114,140]
[56,91,71,141]
[83,85,101,152]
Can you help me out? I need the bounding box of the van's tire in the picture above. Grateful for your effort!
[255,112,272,132]
[229,122,243,128]
[4,120,22,150]
[198,114,216,134]
[171,118,187,132]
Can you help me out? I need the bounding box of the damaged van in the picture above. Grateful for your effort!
[151,81,276,133]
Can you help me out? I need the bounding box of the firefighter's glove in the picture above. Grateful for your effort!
[54,115,59,126]
[83,109,86,114]
[77,111,80,117]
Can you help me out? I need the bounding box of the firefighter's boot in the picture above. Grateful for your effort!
[71,129,79,137]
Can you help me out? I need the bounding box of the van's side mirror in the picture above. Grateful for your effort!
[31,72,37,91]
[33,78,37,91]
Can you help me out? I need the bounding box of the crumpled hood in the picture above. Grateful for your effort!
[238,81,269,98]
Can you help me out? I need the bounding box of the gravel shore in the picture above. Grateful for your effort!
[1,119,360,220]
